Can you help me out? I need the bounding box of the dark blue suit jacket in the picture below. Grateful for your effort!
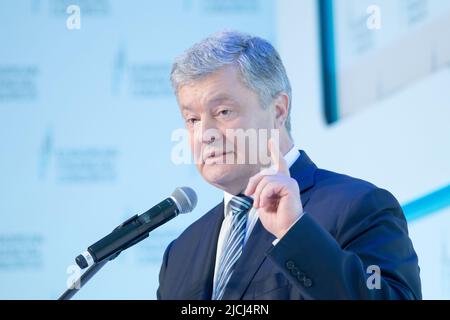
[157,151,422,299]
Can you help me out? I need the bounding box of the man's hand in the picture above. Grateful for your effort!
[244,139,303,239]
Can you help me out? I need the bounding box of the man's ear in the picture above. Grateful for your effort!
[273,93,289,129]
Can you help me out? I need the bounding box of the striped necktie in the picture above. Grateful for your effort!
[212,195,253,300]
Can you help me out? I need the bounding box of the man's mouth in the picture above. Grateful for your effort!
[203,151,233,163]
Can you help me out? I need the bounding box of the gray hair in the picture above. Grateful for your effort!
[170,31,292,133]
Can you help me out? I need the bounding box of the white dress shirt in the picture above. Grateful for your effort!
[213,146,301,286]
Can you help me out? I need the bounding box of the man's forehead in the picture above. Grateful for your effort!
[207,93,239,105]
[180,92,239,111]
[178,66,245,108]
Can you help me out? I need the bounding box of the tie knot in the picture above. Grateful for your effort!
[229,195,253,215]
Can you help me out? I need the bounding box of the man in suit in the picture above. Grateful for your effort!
[157,31,421,299]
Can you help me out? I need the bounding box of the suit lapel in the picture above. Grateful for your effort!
[220,219,275,300]
[195,201,225,299]
[291,150,317,207]
[220,150,317,300]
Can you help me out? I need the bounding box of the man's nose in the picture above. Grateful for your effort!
[198,117,220,144]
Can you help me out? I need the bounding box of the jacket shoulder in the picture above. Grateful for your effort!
[314,169,378,198]
[307,169,403,236]
[312,168,401,208]
[171,201,223,246]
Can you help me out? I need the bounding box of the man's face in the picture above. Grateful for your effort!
[177,66,274,194]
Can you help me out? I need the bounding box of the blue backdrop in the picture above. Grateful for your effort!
[0,0,449,299]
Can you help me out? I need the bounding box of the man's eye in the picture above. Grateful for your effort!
[186,118,199,125]
[218,110,231,117]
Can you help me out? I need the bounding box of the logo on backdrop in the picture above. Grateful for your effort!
[39,128,119,183]
[0,234,44,270]
[0,66,38,102]
[31,0,110,16]
[111,46,172,98]
[184,0,262,13]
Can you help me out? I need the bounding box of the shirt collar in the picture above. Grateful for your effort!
[223,146,300,215]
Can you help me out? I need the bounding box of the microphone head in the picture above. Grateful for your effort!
[171,187,197,214]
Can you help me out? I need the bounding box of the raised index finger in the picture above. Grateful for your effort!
[269,138,290,176]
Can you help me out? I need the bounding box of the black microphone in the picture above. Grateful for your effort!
[75,187,197,269]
